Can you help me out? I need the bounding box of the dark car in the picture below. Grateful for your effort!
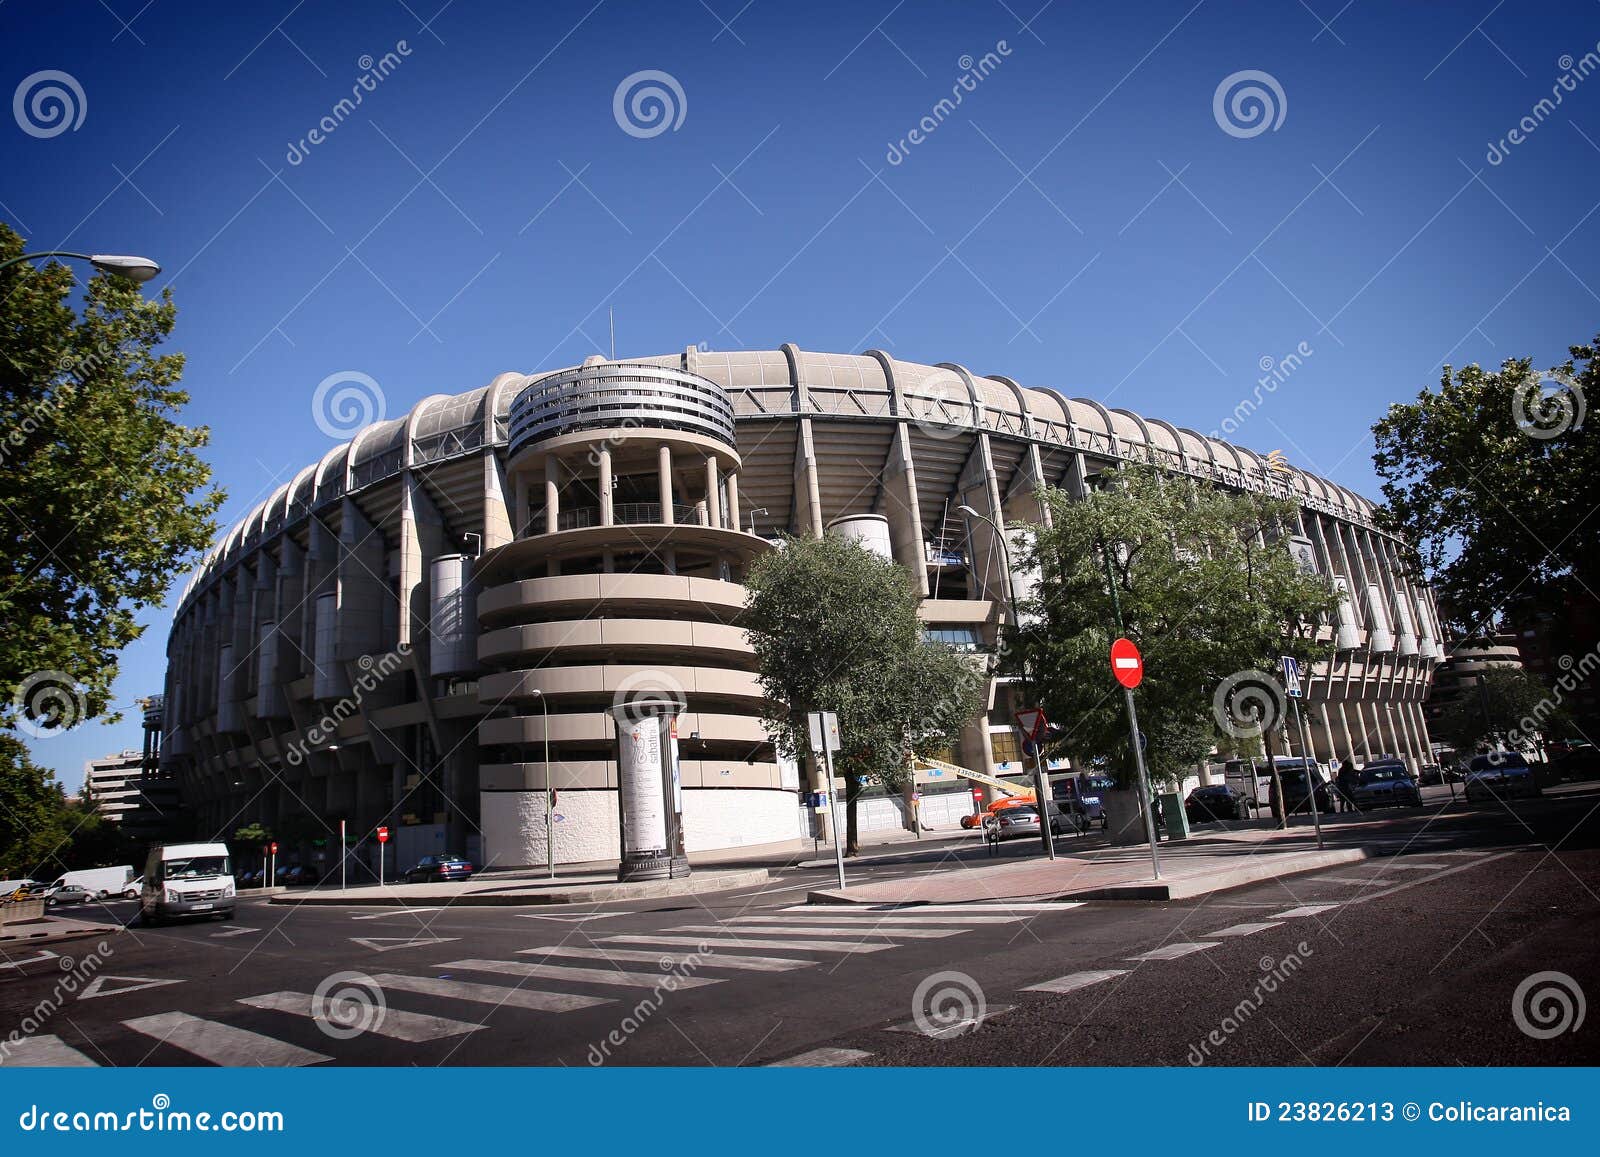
[1185,784,1250,823]
[275,864,321,886]
[1417,763,1444,786]
[1268,765,1333,815]
[1350,762,1422,810]
[403,854,475,883]
[1464,752,1541,802]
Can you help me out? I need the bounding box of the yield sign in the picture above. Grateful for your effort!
[1110,637,1143,689]
[1013,707,1048,741]
[78,974,185,1001]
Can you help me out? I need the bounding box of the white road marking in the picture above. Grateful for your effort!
[351,908,444,920]
[124,1011,331,1067]
[1022,969,1130,994]
[1207,921,1284,938]
[782,902,1081,914]
[516,912,623,923]
[1126,942,1221,962]
[1270,904,1340,919]
[1310,875,1383,885]
[0,950,59,969]
[767,1047,872,1067]
[887,1006,1012,1038]
[601,934,895,955]
[669,923,960,939]
[730,913,1024,925]
[1379,862,1449,870]
[372,972,612,1012]
[239,991,483,1041]
[0,1034,98,1066]
[524,945,816,972]
[210,926,259,938]
[440,958,724,988]
[78,974,185,1001]
[349,936,460,952]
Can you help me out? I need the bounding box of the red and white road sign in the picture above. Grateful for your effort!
[376,826,389,844]
[268,841,278,855]
[1013,707,1048,741]
[1110,637,1143,689]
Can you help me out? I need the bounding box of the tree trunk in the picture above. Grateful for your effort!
[1104,787,1148,846]
[845,774,862,857]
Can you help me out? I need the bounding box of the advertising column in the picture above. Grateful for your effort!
[612,701,689,882]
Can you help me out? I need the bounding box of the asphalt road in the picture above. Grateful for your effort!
[2,784,1595,1067]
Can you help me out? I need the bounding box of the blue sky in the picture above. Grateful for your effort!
[5,0,1597,786]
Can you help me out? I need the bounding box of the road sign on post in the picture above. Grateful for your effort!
[1111,637,1143,689]
[1110,638,1161,880]
[1281,655,1303,698]
[806,710,847,891]
[376,826,389,888]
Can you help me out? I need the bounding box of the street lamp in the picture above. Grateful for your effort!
[747,507,769,535]
[531,688,554,878]
[0,250,162,282]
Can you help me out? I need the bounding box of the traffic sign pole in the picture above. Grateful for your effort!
[340,819,346,892]
[1015,707,1055,860]
[808,711,847,891]
[1124,687,1162,880]
[1291,698,1325,849]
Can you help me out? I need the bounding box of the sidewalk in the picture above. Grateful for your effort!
[272,866,770,907]
[807,824,1370,905]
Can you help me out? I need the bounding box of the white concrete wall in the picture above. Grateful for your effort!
[480,788,800,868]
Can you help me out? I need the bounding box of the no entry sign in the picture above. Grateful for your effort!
[1110,637,1143,689]
[376,826,390,844]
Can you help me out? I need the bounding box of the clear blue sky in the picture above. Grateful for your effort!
[5,0,1596,787]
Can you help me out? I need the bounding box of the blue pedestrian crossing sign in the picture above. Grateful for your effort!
[1281,655,1303,698]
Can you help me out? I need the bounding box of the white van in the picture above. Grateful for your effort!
[53,866,135,900]
[140,842,235,923]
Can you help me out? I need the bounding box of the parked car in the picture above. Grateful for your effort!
[44,882,94,907]
[53,865,135,899]
[1464,752,1541,802]
[276,864,321,886]
[1417,763,1444,786]
[1350,762,1422,809]
[986,806,1067,841]
[1184,784,1251,823]
[1268,765,1333,815]
[402,854,476,883]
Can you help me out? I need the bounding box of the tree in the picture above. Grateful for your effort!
[0,225,223,732]
[1372,336,1599,637]
[744,534,985,855]
[0,736,74,879]
[1012,467,1338,804]
[1435,666,1567,755]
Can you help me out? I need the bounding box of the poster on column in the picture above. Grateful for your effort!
[619,718,669,857]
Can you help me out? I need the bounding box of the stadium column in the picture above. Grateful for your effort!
[274,539,305,692]
[658,444,675,525]
[883,422,929,596]
[599,445,614,526]
[704,454,720,528]
[1352,697,1375,760]
[544,454,562,534]
[793,419,824,536]
[336,497,387,665]
[482,448,513,550]
[397,472,445,648]
[1336,700,1356,765]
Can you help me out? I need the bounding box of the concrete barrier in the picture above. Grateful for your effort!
[0,897,48,927]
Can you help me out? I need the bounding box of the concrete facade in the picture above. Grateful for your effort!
[161,347,1439,868]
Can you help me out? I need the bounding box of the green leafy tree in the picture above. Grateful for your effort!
[744,534,985,855]
[1012,466,1338,796]
[1435,666,1568,755]
[1372,336,1599,636]
[0,225,223,730]
[0,736,74,878]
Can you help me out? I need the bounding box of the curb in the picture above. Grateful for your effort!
[0,920,125,947]
[270,867,771,907]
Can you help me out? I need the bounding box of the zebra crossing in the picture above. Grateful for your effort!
[0,900,1088,1067]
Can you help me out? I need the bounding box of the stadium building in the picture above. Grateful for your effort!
[159,348,1441,870]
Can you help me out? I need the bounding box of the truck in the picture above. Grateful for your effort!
[48,865,137,900]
